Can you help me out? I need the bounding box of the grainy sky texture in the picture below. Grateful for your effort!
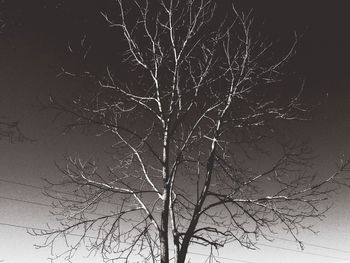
[1,0,350,262]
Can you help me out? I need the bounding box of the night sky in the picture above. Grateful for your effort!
[1,1,350,262]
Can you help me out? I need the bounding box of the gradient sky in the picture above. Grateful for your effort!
[1,0,350,262]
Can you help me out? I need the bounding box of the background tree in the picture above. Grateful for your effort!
[0,5,27,143]
[33,0,349,262]
[0,117,27,142]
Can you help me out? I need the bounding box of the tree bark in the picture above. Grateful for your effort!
[160,190,170,263]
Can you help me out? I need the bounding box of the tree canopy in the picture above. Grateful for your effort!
[33,1,350,262]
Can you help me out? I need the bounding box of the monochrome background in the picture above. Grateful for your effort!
[1,1,350,262]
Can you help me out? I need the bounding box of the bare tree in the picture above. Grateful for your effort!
[33,1,349,262]
[0,117,28,142]
[0,9,25,143]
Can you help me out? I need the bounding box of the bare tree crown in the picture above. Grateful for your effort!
[33,1,350,262]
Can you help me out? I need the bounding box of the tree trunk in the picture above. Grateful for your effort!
[159,229,169,263]
[160,191,170,263]
[176,218,198,263]
[176,248,188,263]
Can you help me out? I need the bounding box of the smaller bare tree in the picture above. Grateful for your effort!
[0,118,27,142]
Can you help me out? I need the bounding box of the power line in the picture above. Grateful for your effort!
[0,221,98,240]
[0,195,106,217]
[2,178,350,255]
[0,178,120,206]
[1,194,349,262]
[2,178,350,258]
[0,195,54,209]
[0,221,257,263]
[263,235,350,255]
[258,243,350,261]
[0,218,349,262]
[0,178,47,191]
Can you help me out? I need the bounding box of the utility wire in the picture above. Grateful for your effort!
[0,195,55,209]
[266,235,350,254]
[0,221,257,263]
[2,178,350,259]
[258,243,350,261]
[0,178,120,205]
[263,234,350,255]
[1,220,349,263]
[1,194,349,261]
[0,195,106,217]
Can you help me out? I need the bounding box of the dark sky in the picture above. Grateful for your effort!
[2,0,350,112]
[1,0,349,149]
[2,0,350,75]
[1,1,350,262]
[3,1,350,71]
